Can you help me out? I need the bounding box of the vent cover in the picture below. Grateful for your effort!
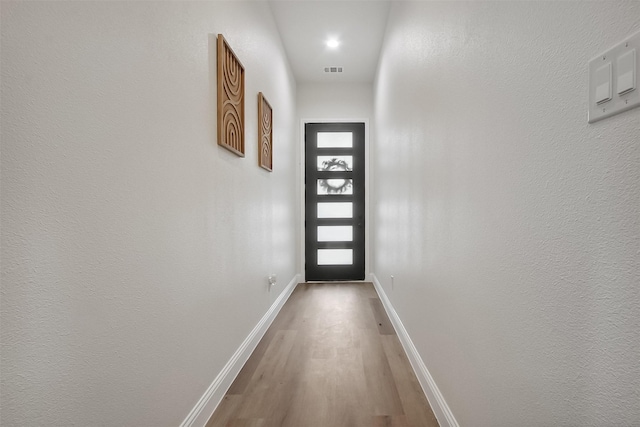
[324,66,343,73]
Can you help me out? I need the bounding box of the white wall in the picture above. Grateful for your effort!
[373,2,640,426]
[0,2,298,426]
[298,82,373,119]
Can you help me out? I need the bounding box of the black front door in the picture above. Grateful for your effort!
[305,122,365,281]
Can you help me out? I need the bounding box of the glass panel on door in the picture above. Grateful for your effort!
[317,226,353,242]
[317,132,353,148]
[317,178,353,195]
[317,202,353,218]
[317,249,353,265]
[317,156,353,171]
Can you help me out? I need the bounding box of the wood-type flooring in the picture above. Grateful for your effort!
[206,282,439,427]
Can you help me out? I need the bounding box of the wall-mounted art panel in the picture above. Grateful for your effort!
[217,34,245,156]
[258,92,273,171]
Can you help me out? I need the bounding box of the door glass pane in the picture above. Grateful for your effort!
[317,249,353,265]
[317,156,353,171]
[317,202,353,218]
[317,178,353,195]
[317,132,352,148]
[318,226,353,242]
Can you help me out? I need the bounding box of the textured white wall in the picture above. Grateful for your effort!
[373,2,640,426]
[298,82,373,119]
[0,2,298,426]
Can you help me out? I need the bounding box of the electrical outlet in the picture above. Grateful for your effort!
[268,274,277,289]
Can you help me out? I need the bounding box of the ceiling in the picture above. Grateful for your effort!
[269,1,391,84]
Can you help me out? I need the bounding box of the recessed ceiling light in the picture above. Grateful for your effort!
[326,38,340,49]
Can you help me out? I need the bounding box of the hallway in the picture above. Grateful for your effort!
[207,283,439,427]
[2,1,639,426]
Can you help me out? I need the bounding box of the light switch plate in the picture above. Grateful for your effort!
[588,30,640,123]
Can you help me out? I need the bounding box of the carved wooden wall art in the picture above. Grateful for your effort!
[217,34,245,157]
[258,92,273,171]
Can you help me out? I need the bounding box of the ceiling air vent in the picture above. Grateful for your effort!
[324,66,343,73]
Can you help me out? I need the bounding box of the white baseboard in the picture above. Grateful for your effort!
[180,274,302,427]
[370,273,460,427]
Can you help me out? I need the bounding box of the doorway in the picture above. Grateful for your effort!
[304,122,365,281]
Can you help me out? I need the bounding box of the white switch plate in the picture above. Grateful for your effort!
[588,30,640,123]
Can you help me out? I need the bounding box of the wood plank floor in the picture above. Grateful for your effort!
[206,282,439,427]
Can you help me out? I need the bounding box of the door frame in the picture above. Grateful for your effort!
[299,118,370,281]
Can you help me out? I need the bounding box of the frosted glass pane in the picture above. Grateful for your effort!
[318,226,353,242]
[317,179,353,195]
[317,156,353,171]
[317,202,353,218]
[317,249,353,265]
[317,132,353,148]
